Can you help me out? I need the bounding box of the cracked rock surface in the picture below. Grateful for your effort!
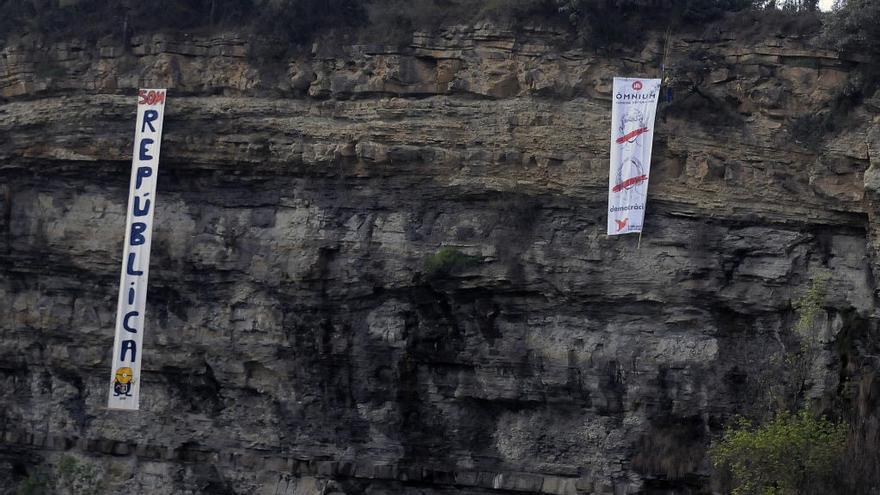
[1,25,879,494]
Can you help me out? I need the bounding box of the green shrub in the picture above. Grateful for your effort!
[679,0,754,22]
[711,275,849,494]
[16,470,49,495]
[361,0,558,44]
[16,456,102,495]
[255,0,367,44]
[710,411,847,495]
[555,0,753,49]
[747,276,827,415]
[788,70,869,148]
[760,0,818,12]
[55,456,100,495]
[0,0,365,45]
[779,275,828,409]
[821,0,880,56]
[424,247,480,279]
[0,0,773,48]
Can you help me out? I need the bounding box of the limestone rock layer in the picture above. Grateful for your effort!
[1,26,878,494]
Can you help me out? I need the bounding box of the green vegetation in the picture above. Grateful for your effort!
[360,0,555,44]
[16,456,102,495]
[789,66,872,148]
[56,456,100,495]
[553,0,761,48]
[0,0,855,50]
[424,247,480,279]
[0,0,366,44]
[710,275,850,494]
[821,0,880,56]
[710,412,847,495]
[33,59,67,80]
[16,470,49,495]
[783,275,828,410]
[746,276,828,416]
[815,1,880,123]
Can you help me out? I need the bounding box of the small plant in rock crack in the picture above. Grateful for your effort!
[423,247,481,280]
[16,456,103,495]
[752,274,829,416]
[55,456,101,495]
[16,469,50,495]
[772,273,829,413]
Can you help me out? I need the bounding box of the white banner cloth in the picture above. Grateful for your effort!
[108,89,166,410]
[607,77,661,235]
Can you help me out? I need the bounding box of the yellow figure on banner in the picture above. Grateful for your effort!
[113,367,134,397]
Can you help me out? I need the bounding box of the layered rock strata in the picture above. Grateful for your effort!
[1,25,878,494]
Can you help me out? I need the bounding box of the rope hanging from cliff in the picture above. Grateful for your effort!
[637,26,673,251]
[660,24,673,102]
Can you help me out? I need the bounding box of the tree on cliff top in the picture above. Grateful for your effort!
[821,0,880,55]
[0,0,821,45]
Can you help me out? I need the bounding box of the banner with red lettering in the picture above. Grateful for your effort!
[607,77,661,236]
[108,89,166,410]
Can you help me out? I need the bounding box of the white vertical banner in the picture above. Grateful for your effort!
[108,89,166,410]
[607,77,661,236]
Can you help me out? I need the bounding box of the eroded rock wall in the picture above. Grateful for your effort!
[1,25,878,494]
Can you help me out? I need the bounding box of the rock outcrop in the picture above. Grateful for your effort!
[1,24,878,494]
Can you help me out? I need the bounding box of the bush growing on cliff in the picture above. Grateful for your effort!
[745,275,829,415]
[757,0,818,11]
[0,0,366,44]
[818,0,880,104]
[0,0,256,40]
[821,0,880,56]
[555,0,754,47]
[424,247,480,279]
[360,0,559,45]
[711,276,847,494]
[55,456,101,495]
[255,0,368,43]
[714,275,880,493]
[368,0,557,26]
[785,275,828,408]
[16,456,102,495]
[16,470,49,495]
[788,66,873,148]
[1,0,819,47]
[710,412,847,495]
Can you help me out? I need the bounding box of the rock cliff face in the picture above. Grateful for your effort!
[1,24,879,494]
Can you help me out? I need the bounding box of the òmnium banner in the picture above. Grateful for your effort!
[607,77,661,236]
[107,89,166,410]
